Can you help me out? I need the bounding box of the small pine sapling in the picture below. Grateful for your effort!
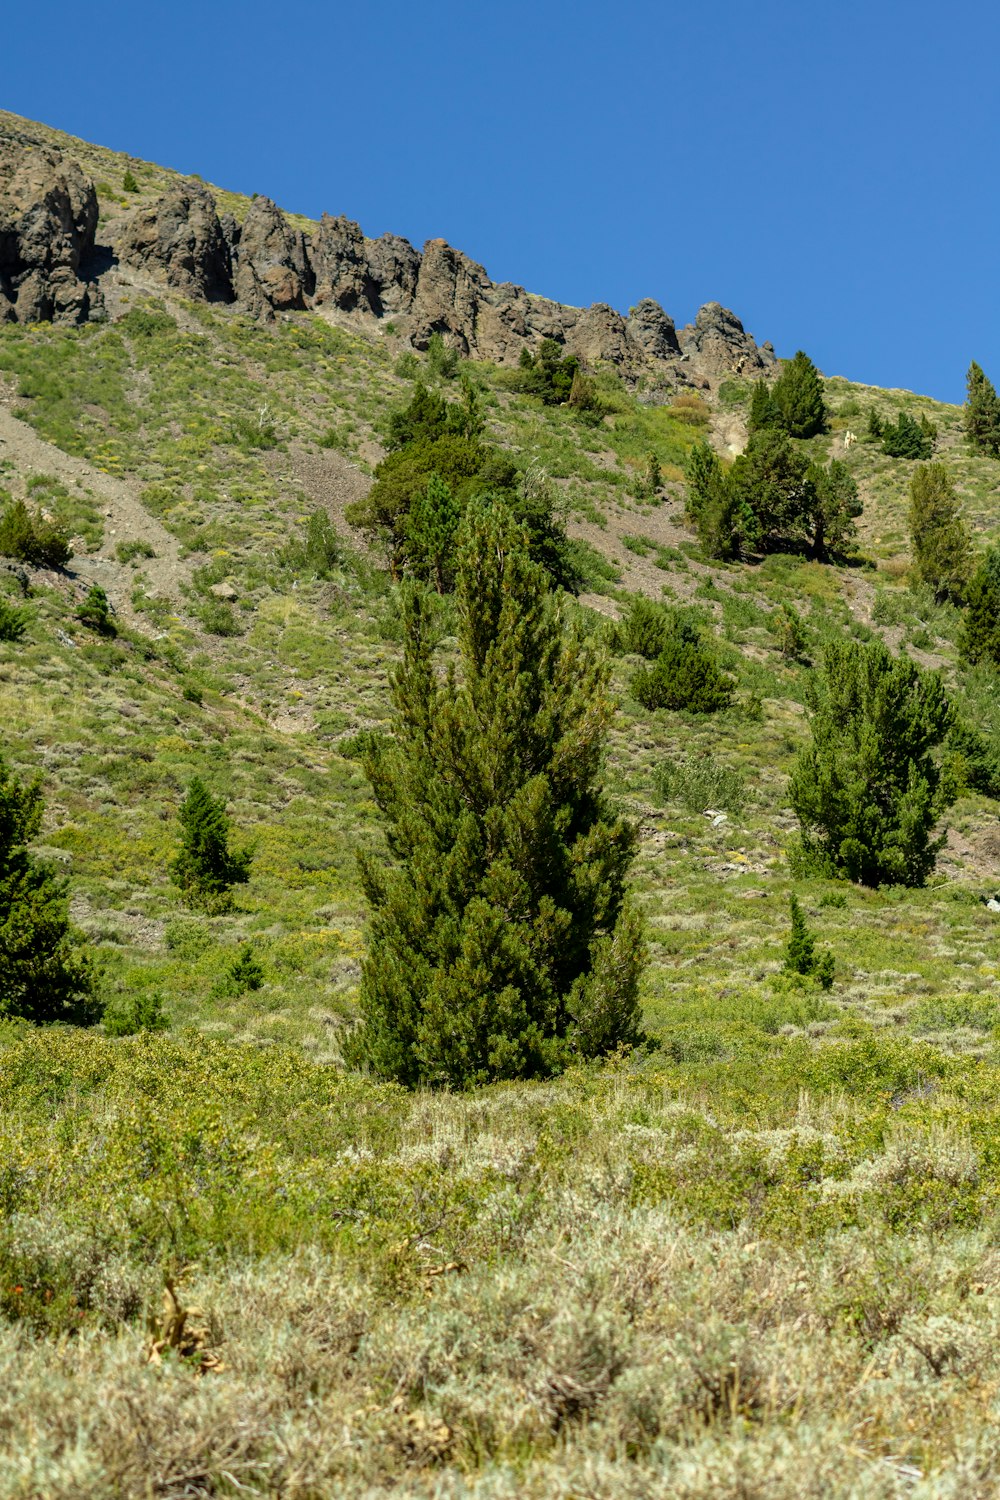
[784,895,835,989]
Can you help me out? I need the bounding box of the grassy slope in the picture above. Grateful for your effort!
[4,114,1000,1495]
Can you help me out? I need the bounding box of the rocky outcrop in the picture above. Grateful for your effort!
[0,142,100,324]
[0,130,776,380]
[678,302,776,377]
[116,181,233,302]
[232,196,313,317]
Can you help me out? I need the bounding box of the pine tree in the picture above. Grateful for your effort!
[76,584,115,635]
[684,441,754,560]
[0,757,99,1024]
[728,427,811,543]
[171,778,252,910]
[784,895,834,989]
[964,362,1000,457]
[960,547,1000,667]
[771,351,827,438]
[747,379,780,433]
[790,639,954,888]
[806,458,862,560]
[881,412,933,459]
[405,474,462,591]
[908,463,972,603]
[349,500,645,1088]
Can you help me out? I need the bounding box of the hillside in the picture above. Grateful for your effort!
[4,113,1000,1497]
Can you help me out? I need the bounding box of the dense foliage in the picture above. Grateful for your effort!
[790,639,954,887]
[171,778,253,911]
[349,501,645,1088]
[0,497,72,569]
[960,546,1000,667]
[964,360,1000,456]
[908,463,971,603]
[748,351,827,439]
[0,757,98,1024]
[630,620,732,713]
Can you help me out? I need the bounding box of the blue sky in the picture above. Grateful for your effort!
[6,0,997,401]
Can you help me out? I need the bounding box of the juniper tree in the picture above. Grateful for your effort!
[964,361,1000,457]
[171,778,252,911]
[908,463,972,604]
[350,500,645,1088]
[806,458,861,560]
[0,757,99,1024]
[790,639,954,887]
[960,547,1000,667]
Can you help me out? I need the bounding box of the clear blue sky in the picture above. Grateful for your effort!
[5,0,997,402]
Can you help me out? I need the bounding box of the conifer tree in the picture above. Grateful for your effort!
[405,474,462,592]
[960,547,1000,667]
[0,757,99,1024]
[747,379,780,434]
[908,463,972,603]
[771,351,827,438]
[784,895,834,989]
[684,441,754,559]
[350,500,645,1088]
[172,778,252,911]
[806,458,862,560]
[964,362,1000,457]
[790,639,954,887]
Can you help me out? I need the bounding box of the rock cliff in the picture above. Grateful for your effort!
[0,129,777,382]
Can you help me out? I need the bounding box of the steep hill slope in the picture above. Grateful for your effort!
[4,114,1000,1497]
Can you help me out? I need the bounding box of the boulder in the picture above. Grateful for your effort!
[0,142,100,324]
[116,181,233,302]
[232,196,313,317]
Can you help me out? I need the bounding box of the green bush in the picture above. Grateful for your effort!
[76,584,115,636]
[631,625,732,713]
[790,639,954,887]
[0,598,28,643]
[654,754,748,813]
[0,758,99,1025]
[784,895,835,988]
[279,510,342,580]
[908,464,971,604]
[960,548,1000,667]
[103,990,169,1036]
[882,412,934,460]
[0,499,72,569]
[115,539,156,563]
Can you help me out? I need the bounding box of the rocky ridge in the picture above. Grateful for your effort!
[0,125,776,383]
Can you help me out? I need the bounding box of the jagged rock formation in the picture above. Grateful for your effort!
[116,181,233,303]
[0,142,101,324]
[0,130,777,382]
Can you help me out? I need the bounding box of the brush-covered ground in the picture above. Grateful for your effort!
[4,156,1000,1493]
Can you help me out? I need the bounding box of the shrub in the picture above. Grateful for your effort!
[881,412,933,460]
[171,778,253,911]
[654,754,748,813]
[122,168,139,193]
[279,509,341,579]
[0,499,72,569]
[426,332,459,379]
[115,539,156,563]
[0,599,28,643]
[612,596,674,659]
[347,500,645,1088]
[103,990,168,1036]
[197,601,243,636]
[516,339,580,405]
[0,757,99,1024]
[784,895,835,988]
[76,584,115,636]
[213,944,265,998]
[770,603,808,660]
[631,625,732,713]
[789,639,954,887]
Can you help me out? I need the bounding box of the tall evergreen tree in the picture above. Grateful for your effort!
[684,441,756,560]
[784,895,834,989]
[806,458,862,560]
[908,463,972,603]
[747,378,781,434]
[964,362,1000,457]
[172,778,252,911]
[728,427,811,542]
[771,351,827,438]
[0,757,99,1024]
[349,500,645,1088]
[960,547,1000,667]
[790,640,954,888]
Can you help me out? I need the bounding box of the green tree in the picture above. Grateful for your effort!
[806,458,862,560]
[122,168,139,193]
[866,409,884,442]
[747,378,781,434]
[881,412,933,460]
[76,584,115,635]
[771,351,827,438]
[784,895,834,988]
[960,547,1000,667]
[349,500,645,1088]
[964,361,1000,457]
[426,331,460,379]
[0,758,99,1024]
[630,621,732,713]
[790,639,954,887]
[908,463,972,603]
[405,474,462,592]
[171,778,252,910]
[728,427,811,543]
[684,441,754,560]
[0,598,28,643]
